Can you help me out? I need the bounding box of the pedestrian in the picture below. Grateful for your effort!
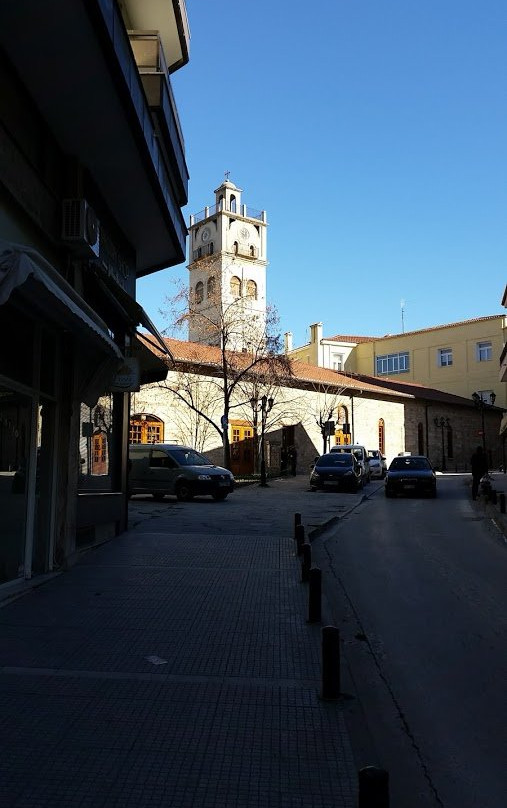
[280,446,288,476]
[471,445,488,500]
[289,446,298,476]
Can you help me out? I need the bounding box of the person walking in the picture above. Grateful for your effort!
[471,445,488,500]
[289,446,298,476]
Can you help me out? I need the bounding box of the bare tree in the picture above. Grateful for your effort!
[303,384,347,455]
[158,272,292,469]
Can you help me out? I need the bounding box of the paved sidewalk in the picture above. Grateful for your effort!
[0,476,367,807]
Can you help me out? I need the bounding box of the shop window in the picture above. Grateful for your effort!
[78,395,113,491]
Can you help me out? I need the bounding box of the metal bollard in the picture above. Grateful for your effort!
[295,523,305,556]
[500,492,506,514]
[294,512,301,537]
[301,543,311,582]
[308,566,321,623]
[358,765,389,807]
[321,625,341,700]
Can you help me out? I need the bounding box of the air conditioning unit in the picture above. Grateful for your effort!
[62,199,100,258]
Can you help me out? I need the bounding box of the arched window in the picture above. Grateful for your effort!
[207,276,216,298]
[378,418,385,454]
[208,241,214,255]
[230,276,241,298]
[218,194,224,210]
[230,194,237,213]
[195,281,204,304]
[233,241,238,255]
[417,422,424,455]
[246,280,257,299]
[129,413,164,444]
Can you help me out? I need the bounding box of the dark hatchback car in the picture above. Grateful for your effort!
[310,452,363,492]
[384,455,437,498]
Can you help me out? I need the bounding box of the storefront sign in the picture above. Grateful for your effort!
[111,358,140,392]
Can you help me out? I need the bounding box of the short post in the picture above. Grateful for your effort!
[358,765,389,807]
[301,543,311,582]
[308,566,322,623]
[294,512,301,537]
[321,625,341,700]
[500,492,506,514]
[295,523,305,556]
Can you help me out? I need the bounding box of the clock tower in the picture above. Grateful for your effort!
[187,178,268,351]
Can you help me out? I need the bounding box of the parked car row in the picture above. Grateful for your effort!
[309,448,437,499]
[127,443,437,503]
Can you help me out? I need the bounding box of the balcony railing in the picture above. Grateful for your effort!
[192,203,266,225]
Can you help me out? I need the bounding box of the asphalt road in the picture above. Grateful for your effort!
[313,474,507,808]
[128,473,507,807]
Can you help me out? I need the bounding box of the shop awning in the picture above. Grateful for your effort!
[93,270,173,361]
[0,240,125,405]
[0,240,123,360]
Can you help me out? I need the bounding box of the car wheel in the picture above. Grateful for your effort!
[175,482,193,501]
[152,492,165,501]
[212,491,228,501]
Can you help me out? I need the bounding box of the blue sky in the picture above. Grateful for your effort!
[137,0,507,349]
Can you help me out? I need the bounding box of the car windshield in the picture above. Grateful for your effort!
[368,450,380,459]
[317,454,353,467]
[169,449,212,467]
[390,457,431,471]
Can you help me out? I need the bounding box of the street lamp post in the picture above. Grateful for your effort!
[472,391,496,467]
[251,395,274,487]
[433,417,450,472]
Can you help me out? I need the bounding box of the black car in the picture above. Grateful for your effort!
[310,452,363,492]
[384,455,437,498]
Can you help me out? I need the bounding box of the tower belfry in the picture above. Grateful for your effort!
[187,179,268,351]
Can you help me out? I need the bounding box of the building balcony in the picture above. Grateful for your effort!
[128,31,188,206]
[0,0,189,276]
[121,0,190,74]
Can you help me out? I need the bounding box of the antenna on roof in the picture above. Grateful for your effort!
[400,299,406,333]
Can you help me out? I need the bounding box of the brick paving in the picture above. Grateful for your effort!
[0,476,366,808]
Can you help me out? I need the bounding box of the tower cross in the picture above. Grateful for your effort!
[224,170,230,181]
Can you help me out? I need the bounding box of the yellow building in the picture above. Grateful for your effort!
[288,315,507,409]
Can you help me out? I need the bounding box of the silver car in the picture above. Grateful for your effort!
[368,449,387,479]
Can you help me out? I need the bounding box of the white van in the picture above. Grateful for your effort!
[329,444,370,485]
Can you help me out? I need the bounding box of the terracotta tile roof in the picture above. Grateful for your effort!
[323,334,379,344]
[139,333,481,407]
[139,334,411,399]
[326,314,504,343]
[347,372,478,407]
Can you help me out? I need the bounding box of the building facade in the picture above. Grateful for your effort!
[131,336,503,477]
[0,0,190,594]
[288,316,507,409]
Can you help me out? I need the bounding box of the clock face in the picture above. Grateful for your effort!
[202,227,211,242]
[239,226,249,241]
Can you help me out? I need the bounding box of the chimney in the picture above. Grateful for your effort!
[310,322,323,345]
[284,331,293,353]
